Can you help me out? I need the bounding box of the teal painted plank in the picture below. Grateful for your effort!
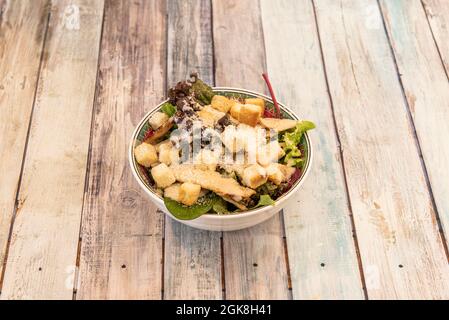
[261,0,364,300]
[314,0,449,299]
[380,0,449,250]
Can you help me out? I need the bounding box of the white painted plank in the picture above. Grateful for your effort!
[0,0,49,288]
[0,0,104,300]
[314,0,449,299]
[76,0,165,300]
[261,0,365,300]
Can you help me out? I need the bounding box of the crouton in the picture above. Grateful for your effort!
[158,143,180,166]
[241,104,262,126]
[229,102,243,120]
[179,182,201,206]
[245,98,265,115]
[134,143,158,167]
[155,139,172,152]
[149,112,169,130]
[151,163,176,188]
[242,164,267,189]
[230,103,261,127]
[164,183,182,202]
[211,95,233,113]
[197,105,226,127]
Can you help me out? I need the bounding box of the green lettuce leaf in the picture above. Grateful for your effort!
[281,120,315,168]
[164,194,217,220]
[212,197,229,214]
[160,102,177,117]
[191,78,215,105]
[254,194,275,208]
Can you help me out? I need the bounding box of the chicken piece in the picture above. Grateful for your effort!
[151,163,176,188]
[265,163,285,185]
[217,193,248,211]
[242,164,267,189]
[171,165,256,198]
[257,140,285,166]
[259,118,298,132]
[221,125,241,153]
[149,112,169,130]
[221,124,264,155]
[222,164,247,177]
[134,143,158,167]
[145,120,173,144]
[194,149,220,171]
[279,164,297,180]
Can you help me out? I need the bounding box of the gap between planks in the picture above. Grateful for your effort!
[72,4,107,299]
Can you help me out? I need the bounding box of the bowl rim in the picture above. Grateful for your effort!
[128,87,314,220]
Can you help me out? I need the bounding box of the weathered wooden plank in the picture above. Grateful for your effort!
[164,0,222,300]
[167,0,214,87]
[0,0,104,300]
[422,0,449,76]
[314,0,449,299]
[379,0,449,248]
[76,0,166,299]
[260,0,364,300]
[212,0,290,299]
[0,0,49,290]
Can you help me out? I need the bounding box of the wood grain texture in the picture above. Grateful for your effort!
[0,0,49,288]
[167,0,214,86]
[76,0,166,300]
[380,0,449,247]
[164,0,222,300]
[314,0,449,299]
[422,0,449,76]
[260,0,365,300]
[212,0,290,299]
[0,0,103,299]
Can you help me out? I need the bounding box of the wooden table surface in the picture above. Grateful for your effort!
[1,0,449,300]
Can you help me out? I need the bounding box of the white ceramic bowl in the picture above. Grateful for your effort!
[129,87,313,231]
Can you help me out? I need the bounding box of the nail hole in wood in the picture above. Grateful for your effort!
[121,264,126,269]
[320,263,325,267]
[253,263,258,267]
[398,264,403,268]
